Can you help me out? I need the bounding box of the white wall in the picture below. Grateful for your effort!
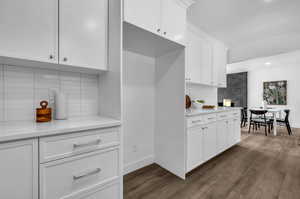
[123,51,155,174]
[186,83,218,106]
[0,64,99,121]
[228,50,300,128]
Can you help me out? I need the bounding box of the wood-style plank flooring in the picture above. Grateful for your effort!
[124,127,300,199]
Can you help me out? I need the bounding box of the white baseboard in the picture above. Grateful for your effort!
[123,155,154,175]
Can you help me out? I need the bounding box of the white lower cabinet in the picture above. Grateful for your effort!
[202,122,217,162]
[40,148,119,199]
[216,119,228,154]
[0,139,38,199]
[186,110,241,173]
[0,126,121,199]
[39,127,121,199]
[187,126,203,172]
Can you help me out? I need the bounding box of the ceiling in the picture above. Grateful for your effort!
[188,0,300,63]
[227,50,300,74]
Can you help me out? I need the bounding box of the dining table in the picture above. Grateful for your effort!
[249,107,285,136]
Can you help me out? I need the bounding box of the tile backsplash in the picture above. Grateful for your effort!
[0,65,99,121]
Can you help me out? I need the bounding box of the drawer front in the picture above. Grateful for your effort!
[203,114,217,123]
[64,182,120,199]
[217,112,230,120]
[231,110,240,118]
[187,115,204,128]
[40,148,119,199]
[40,128,120,163]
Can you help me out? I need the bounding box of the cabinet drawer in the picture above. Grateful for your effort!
[40,128,120,163]
[231,110,240,118]
[203,114,217,123]
[187,116,204,128]
[40,148,119,199]
[64,182,120,199]
[217,112,230,120]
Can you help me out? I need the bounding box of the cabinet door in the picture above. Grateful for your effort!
[59,0,108,70]
[213,41,227,88]
[187,126,203,172]
[124,0,161,35]
[0,140,38,199]
[216,120,228,154]
[203,122,217,162]
[186,30,213,84]
[227,118,237,148]
[0,0,58,63]
[233,117,241,144]
[161,0,186,45]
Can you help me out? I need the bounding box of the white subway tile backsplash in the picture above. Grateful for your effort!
[4,66,35,121]
[0,65,99,122]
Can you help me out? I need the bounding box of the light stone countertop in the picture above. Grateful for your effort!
[185,107,242,117]
[0,116,121,143]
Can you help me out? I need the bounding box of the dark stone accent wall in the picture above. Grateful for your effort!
[218,72,248,107]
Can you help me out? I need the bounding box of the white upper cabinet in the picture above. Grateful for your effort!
[161,0,187,45]
[59,0,108,70]
[186,23,227,87]
[213,41,228,87]
[124,0,161,35]
[186,25,213,85]
[0,0,108,71]
[0,0,58,63]
[124,0,194,45]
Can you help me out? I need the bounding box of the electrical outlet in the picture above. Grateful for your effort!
[132,145,138,153]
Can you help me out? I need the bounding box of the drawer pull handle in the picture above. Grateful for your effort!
[192,120,202,123]
[208,117,215,120]
[220,115,227,118]
[73,139,101,149]
[73,168,101,181]
[202,127,208,130]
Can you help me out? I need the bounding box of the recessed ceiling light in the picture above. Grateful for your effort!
[265,62,271,66]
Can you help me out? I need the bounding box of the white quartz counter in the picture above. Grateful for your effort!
[185,107,242,117]
[0,116,121,143]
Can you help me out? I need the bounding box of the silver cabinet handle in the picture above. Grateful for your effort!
[220,115,227,118]
[157,29,161,32]
[73,139,101,149]
[208,117,215,120]
[73,168,101,181]
[202,127,208,130]
[185,78,191,81]
[192,120,202,124]
[163,32,167,35]
[63,57,68,62]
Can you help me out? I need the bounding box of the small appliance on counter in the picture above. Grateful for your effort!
[36,101,52,123]
[54,90,68,120]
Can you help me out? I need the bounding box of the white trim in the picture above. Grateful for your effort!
[123,155,155,175]
[178,0,196,9]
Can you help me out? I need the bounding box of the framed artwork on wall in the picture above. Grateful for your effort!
[263,80,287,105]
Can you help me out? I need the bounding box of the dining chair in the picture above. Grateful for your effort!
[241,107,248,127]
[248,109,271,136]
[269,109,292,135]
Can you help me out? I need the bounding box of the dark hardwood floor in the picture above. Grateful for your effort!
[124,127,300,199]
